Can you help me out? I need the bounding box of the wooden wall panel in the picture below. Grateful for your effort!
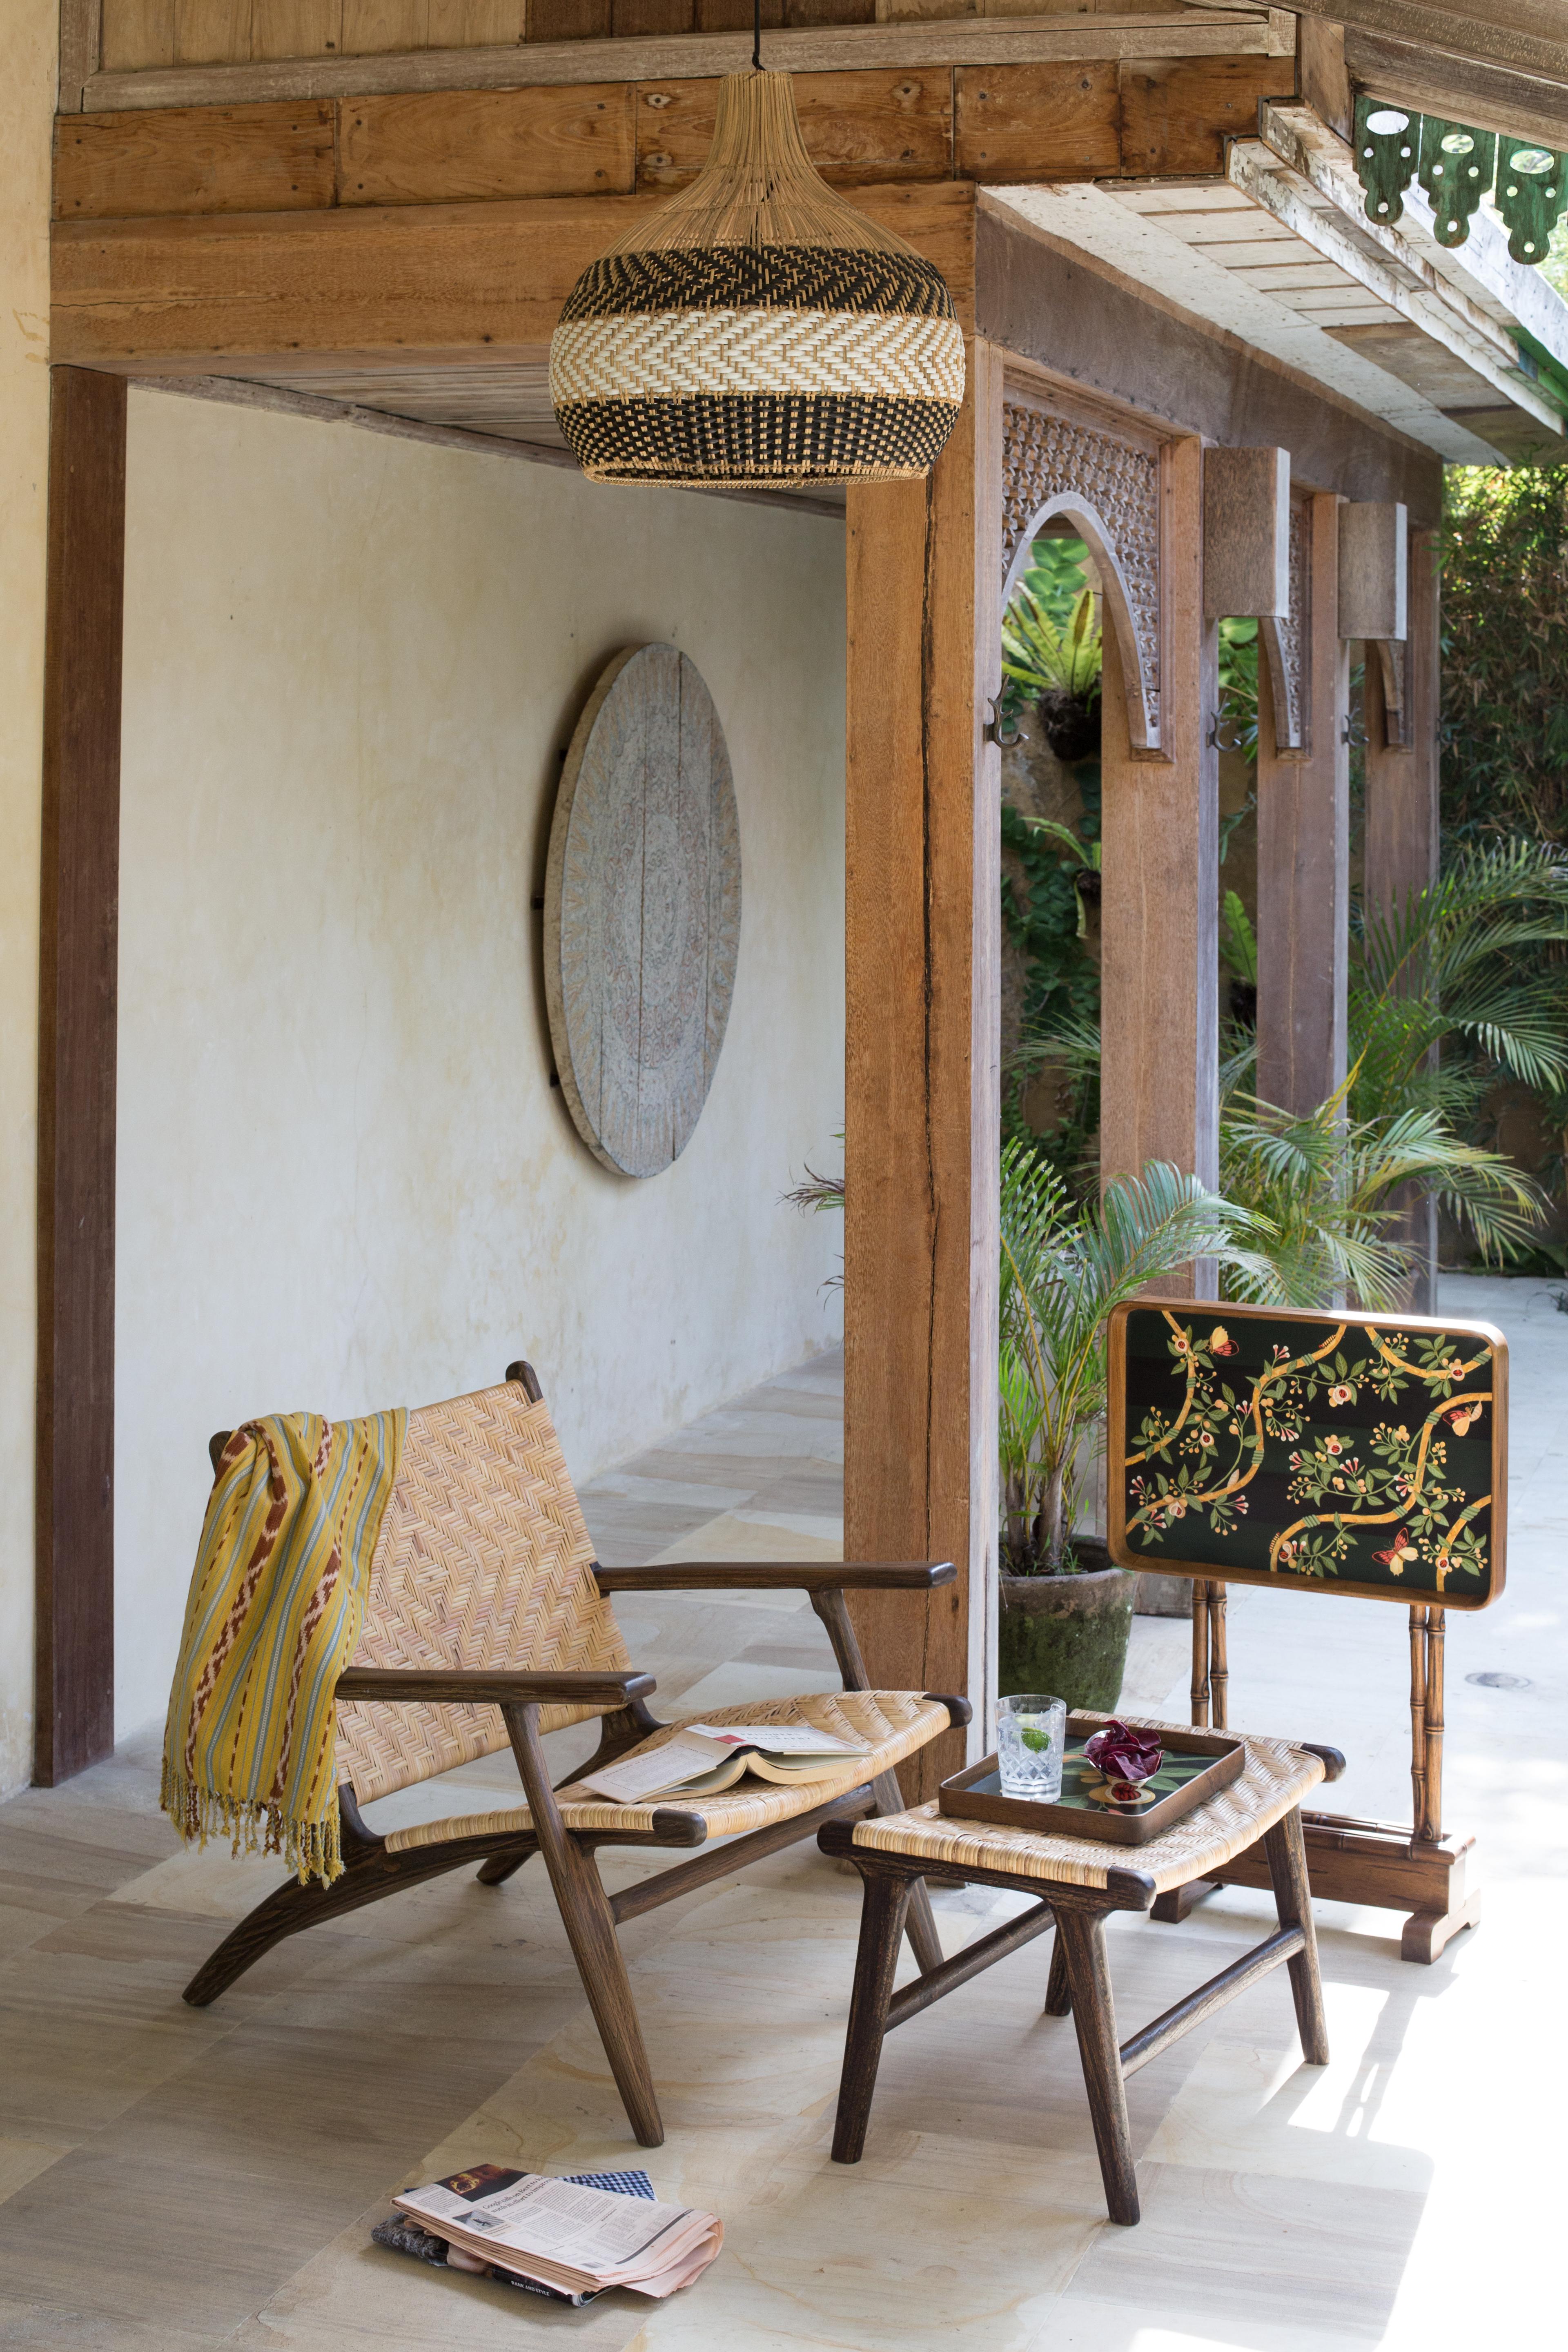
[1255,492,1348,1122]
[1118,56,1288,176]
[341,84,635,202]
[844,335,1001,1798]
[954,62,1119,182]
[256,4,349,62]
[430,0,524,36]
[174,0,251,66]
[102,2,175,73]
[634,67,952,189]
[1098,434,1219,1232]
[612,0,695,34]
[528,0,613,38]
[55,101,335,220]
[36,367,127,1788]
[342,0,432,51]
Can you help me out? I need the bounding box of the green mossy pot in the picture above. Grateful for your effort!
[997,1542,1137,1712]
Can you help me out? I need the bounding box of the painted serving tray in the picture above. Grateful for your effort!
[1107,1299,1507,1610]
[938,1719,1245,1846]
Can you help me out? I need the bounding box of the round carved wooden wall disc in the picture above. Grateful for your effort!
[544,644,742,1177]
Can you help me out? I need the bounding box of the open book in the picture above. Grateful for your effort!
[392,2166,722,2301]
[577,1721,871,1806]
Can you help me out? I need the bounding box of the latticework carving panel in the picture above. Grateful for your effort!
[1002,402,1162,734]
[1265,494,1311,753]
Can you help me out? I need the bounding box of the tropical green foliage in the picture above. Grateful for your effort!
[1219,889,1258,987]
[1216,1083,1546,1308]
[1350,836,1568,1131]
[1215,616,1261,758]
[1443,466,1568,849]
[999,1142,1268,1571]
[1002,578,1102,706]
[997,537,1098,731]
[1000,807,1101,1183]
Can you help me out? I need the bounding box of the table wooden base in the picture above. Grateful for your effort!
[1150,1814,1479,1962]
[820,1803,1328,2227]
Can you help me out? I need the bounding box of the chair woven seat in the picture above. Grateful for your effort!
[851,1722,1325,1893]
[180,1361,964,2149]
[384,1690,951,1851]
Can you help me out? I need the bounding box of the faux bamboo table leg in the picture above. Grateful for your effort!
[1422,1608,1446,1843]
[1055,1908,1140,2225]
[1408,1603,1429,1841]
[1189,1580,1212,1727]
[1207,1581,1229,1731]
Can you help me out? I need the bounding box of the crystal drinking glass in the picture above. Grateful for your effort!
[996,1693,1067,1801]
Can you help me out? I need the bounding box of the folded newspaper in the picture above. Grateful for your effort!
[577,1720,871,1806]
[383,2165,722,2303]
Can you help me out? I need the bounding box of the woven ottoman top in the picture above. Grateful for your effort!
[852,1722,1325,1895]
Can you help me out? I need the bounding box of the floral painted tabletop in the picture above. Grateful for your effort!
[1108,1303,1503,1609]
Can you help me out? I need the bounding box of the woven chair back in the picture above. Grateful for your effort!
[336,1381,629,1805]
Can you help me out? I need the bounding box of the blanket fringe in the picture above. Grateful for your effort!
[160,1758,344,1887]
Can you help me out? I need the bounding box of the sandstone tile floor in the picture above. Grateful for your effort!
[0,1278,1559,2347]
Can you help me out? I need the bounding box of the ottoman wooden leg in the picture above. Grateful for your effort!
[1044,1928,1072,2016]
[869,1771,943,1976]
[832,1866,914,2165]
[1263,1806,1329,2065]
[1056,1909,1139,2226]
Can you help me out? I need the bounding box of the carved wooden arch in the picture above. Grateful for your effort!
[1259,492,1310,755]
[1001,399,1162,752]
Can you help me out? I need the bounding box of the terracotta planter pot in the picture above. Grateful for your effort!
[997,1546,1137,1712]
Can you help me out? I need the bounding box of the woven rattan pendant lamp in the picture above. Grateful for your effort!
[549,20,964,487]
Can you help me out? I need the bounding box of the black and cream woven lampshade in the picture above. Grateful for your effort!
[549,68,965,488]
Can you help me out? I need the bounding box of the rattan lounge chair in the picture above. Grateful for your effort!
[182,1363,968,2146]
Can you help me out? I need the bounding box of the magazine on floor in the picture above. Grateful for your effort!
[577,1720,870,1806]
[385,2165,722,2301]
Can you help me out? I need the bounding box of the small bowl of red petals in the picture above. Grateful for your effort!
[1082,1719,1165,1807]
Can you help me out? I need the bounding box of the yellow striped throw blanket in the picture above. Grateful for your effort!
[162,1408,405,1886]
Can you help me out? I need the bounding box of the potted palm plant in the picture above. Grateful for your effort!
[998,1142,1265,1707]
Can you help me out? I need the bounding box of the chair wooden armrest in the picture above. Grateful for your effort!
[335,1666,657,1708]
[592,1560,955,1593]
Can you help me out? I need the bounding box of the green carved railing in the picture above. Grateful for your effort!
[1354,96,1565,265]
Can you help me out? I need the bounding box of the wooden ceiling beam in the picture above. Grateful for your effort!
[53,55,1294,222]
[1285,2,1568,89]
[50,181,980,372]
[1343,26,1568,152]
[75,15,1294,112]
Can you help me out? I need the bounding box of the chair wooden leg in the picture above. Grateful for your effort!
[183,1826,537,2005]
[533,1826,666,2147]
[871,1770,942,1974]
[1044,1926,1072,2016]
[1056,1907,1139,2225]
[476,1849,530,1887]
[1263,1806,1329,2066]
[831,1867,914,2165]
[503,1700,664,2147]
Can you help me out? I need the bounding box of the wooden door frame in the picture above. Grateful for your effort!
[36,362,127,1784]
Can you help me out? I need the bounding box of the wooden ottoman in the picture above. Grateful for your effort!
[819,1728,1340,2225]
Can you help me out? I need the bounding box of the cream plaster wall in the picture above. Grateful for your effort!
[0,4,57,1795]
[116,390,847,1738]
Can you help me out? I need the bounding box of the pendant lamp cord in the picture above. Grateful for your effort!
[752,0,762,71]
